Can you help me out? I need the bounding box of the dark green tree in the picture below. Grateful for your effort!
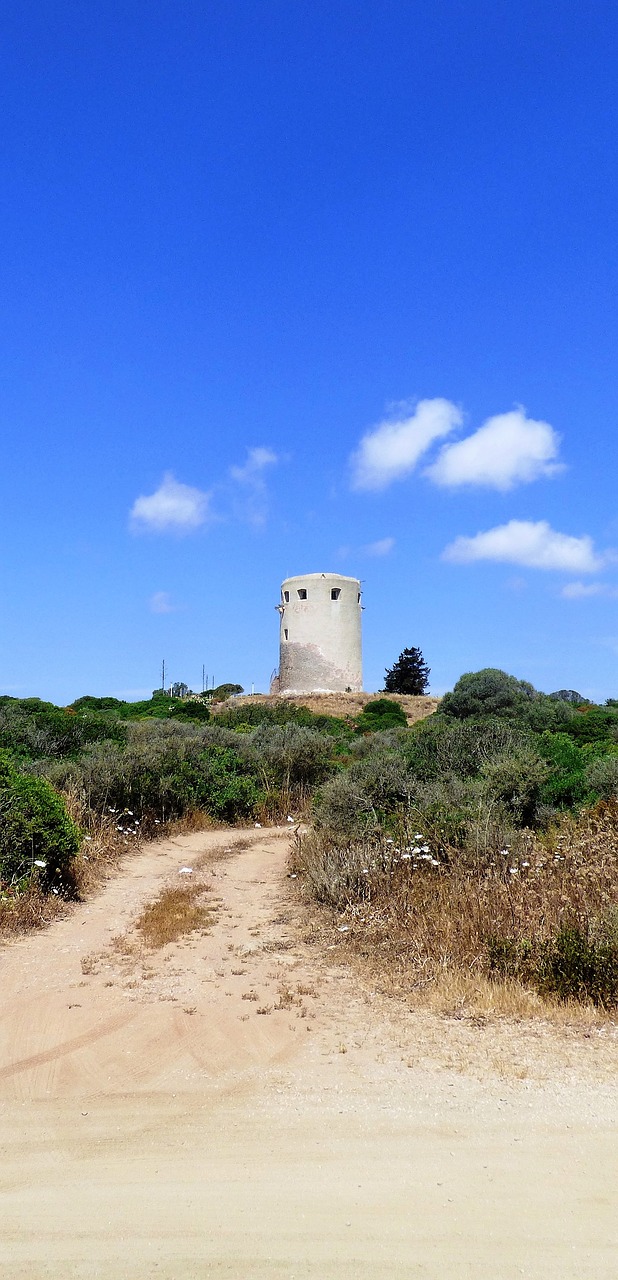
[383,648,430,695]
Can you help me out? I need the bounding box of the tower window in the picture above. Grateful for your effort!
[284,629,289,640]
[283,590,289,602]
[331,588,341,600]
[297,588,307,600]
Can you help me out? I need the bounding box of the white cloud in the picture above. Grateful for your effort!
[561,581,618,599]
[350,398,462,491]
[363,537,395,556]
[443,520,603,574]
[130,473,211,533]
[230,446,278,484]
[427,409,561,490]
[230,446,279,526]
[149,591,176,614]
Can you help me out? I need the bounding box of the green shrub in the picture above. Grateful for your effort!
[563,705,618,745]
[439,669,537,719]
[538,732,589,809]
[238,724,335,793]
[438,669,578,733]
[488,913,618,1008]
[169,700,211,723]
[356,699,408,732]
[313,771,381,839]
[69,696,127,713]
[0,697,126,760]
[0,752,80,887]
[314,746,418,838]
[42,723,262,824]
[584,754,618,800]
[404,716,531,782]
[481,748,549,826]
[539,920,618,1007]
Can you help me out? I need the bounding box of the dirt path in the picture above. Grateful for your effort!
[0,827,616,1279]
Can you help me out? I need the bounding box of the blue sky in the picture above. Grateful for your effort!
[1,1,618,703]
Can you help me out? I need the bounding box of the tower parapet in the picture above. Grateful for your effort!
[276,572,363,695]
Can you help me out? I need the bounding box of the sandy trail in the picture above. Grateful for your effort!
[0,826,616,1279]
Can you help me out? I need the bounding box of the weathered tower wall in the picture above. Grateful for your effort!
[276,573,363,695]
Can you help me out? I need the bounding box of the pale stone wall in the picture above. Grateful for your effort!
[277,573,363,694]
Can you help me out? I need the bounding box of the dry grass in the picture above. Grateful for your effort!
[145,809,218,838]
[0,881,68,938]
[134,880,215,949]
[211,690,440,727]
[293,803,618,1024]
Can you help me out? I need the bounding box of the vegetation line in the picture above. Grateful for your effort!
[1,664,618,1014]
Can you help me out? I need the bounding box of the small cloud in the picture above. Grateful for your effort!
[426,409,562,490]
[350,398,462,491]
[130,473,211,533]
[561,581,618,599]
[230,446,279,526]
[443,520,603,574]
[363,537,395,557]
[230,446,278,484]
[149,591,176,614]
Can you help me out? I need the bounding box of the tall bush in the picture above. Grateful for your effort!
[0,751,80,887]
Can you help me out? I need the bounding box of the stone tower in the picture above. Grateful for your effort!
[275,572,363,695]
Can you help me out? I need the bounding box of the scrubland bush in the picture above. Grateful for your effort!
[439,668,538,719]
[0,751,80,889]
[480,748,549,826]
[584,754,618,799]
[355,699,408,732]
[42,722,262,824]
[0,696,126,759]
[238,724,334,798]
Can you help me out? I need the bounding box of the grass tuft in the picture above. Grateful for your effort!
[134,880,215,949]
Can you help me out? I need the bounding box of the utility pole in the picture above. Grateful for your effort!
[202,664,205,693]
[161,658,166,692]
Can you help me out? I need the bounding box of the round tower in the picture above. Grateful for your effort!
[276,573,363,695]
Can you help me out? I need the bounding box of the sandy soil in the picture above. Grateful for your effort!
[0,826,616,1279]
